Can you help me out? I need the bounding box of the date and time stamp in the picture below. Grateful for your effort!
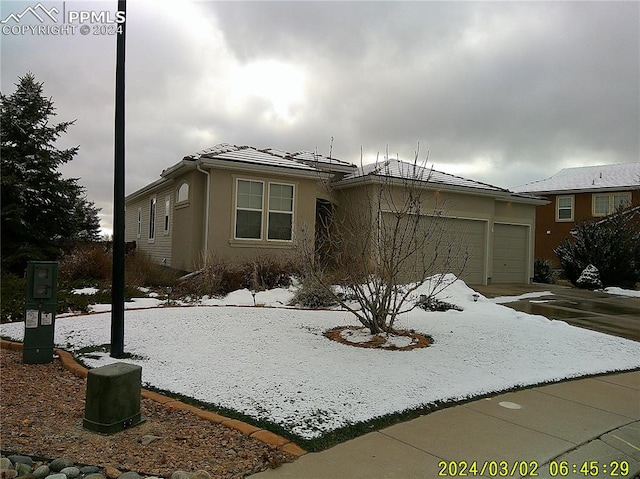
[437,460,632,477]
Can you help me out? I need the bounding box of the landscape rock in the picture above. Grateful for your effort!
[170,471,190,479]
[103,467,121,479]
[0,459,12,470]
[190,471,211,479]
[44,474,66,479]
[32,466,49,479]
[14,463,32,477]
[8,457,32,468]
[139,435,162,446]
[83,474,105,479]
[78,468,100,476]
[48,460,73,473]
[59,467,79,479]
[116,472,140,479]
[1,470,18,479]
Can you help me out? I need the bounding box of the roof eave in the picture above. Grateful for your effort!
[125,176,173,202]
[334,174,546,203]
[518,185,639,195]
[199,158,331,180]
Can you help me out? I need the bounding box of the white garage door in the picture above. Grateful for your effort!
[445,218,486,285]
[492,224,529,283]
[384,214,486,284]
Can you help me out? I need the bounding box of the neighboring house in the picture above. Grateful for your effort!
[125,143,545,284]
[513,162,640,266]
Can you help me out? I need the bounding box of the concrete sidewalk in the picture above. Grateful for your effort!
[253,370,640,478]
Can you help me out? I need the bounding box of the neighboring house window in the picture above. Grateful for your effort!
[593,192,631,216]
[149,196,156,240]
[556,196,574,222]
[137,207,142,238]
[177,182,189,203]
[164,196,170,234]
[268,183,294,241]
[235,179,264,239]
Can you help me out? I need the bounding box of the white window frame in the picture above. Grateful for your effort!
[149,196,157,242]
[592,192,631,217]
[176,182,189,203]
[556,195,574,222]
[234,179,264,240]
[164,196,171,235]
[267,182,295,242]
[136,207,142,239]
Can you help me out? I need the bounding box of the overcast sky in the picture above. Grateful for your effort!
[2,1,639,234]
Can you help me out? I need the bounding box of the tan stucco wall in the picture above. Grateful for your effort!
[335,181,538,284]
[170,170,206,271]
[196,168,319,266]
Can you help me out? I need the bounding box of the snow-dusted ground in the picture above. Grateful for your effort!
[605,287,640,298]
[2,279,639,440]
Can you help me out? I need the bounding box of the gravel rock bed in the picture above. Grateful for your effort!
[0,349,294,478]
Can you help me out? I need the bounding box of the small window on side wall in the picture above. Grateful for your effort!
[556,196,574,222]
[149,196,157,240]
[177,182,189,203]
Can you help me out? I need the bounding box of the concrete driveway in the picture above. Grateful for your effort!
[473,282,640,342]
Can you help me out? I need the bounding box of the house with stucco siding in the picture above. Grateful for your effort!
[125,143,545,284]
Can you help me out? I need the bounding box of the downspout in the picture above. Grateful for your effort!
[196,163,211,258]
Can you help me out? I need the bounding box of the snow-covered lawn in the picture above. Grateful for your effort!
[2,279,638,440]
[605,287,640,298]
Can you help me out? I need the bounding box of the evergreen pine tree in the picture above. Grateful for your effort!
[1,73,101,274]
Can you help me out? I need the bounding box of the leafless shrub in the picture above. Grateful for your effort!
[300,145,468,334]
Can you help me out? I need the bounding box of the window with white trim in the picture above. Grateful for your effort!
[137,207,142,238]
[556,196,574,222]
[149,196,156,240]
[164,196,171,234]
[268,183,294,241]
[235,179,264,239]
[593,192,631,217]
[176,182,189,203]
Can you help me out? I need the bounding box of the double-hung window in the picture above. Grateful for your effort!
[235,180,264,239]
[593,192,631,216]
[234,179,295,241]
[268,183,294,241]
[556,196,574,222]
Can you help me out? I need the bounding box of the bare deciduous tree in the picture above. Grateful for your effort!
[300,146,469,335]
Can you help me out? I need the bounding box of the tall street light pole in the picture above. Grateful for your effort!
[111,0,126,358]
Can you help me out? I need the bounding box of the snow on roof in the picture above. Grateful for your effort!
[342,159,510,193]
[262,148,356,172]
[186,144,318,172]
[514,162,640,193]
[182,143,358,174]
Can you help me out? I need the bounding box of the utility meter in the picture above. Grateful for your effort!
[24,261,58,364]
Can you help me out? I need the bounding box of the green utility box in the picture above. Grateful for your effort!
[23,261,58,364]
[83,362,146,434]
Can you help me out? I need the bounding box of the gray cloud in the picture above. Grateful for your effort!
[1,1,638,233]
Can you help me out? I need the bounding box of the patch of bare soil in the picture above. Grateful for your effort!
[0,348,294,478]
[324,326,431,351]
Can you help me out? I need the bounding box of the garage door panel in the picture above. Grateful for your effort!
[493,224,528,283]
[383,214,486,284]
